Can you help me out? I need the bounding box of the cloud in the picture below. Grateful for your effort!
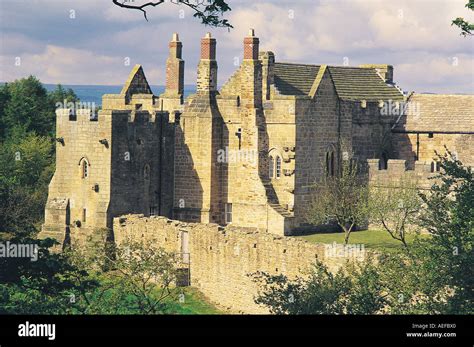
[0,0,472,93]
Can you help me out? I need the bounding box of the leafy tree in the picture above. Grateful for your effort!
[415,149,474,313]
[0,132,54,236]
[309,158,369,244]
[65,237,180,314]
[253,258,386,314]
[256,150,473,315]
[112,0,233,27]
[1,76,52,139]
[0,236,99,314]
[368,178,422,248]
[452,0,474,36]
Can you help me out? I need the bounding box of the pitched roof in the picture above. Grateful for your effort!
[273,62,404,101]
[121,64,152,99]
[273,63,320,96]
[392,93,474,132]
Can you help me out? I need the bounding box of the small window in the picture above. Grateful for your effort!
[326,152,335,176]
[82,208,87,223]
[144,164,150,180]
[380,153,388,170]
[436,161,441,172]
[225,203,232,224]
[276,156,282,179]
[269,156,275,178]
[81,159,89,179]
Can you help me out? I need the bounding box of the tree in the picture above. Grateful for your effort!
[256,149,473,315]
[368,178,422,248]
[65,237,180,314]
[112,0,233,27]
[415,149,473,313]
[309,158,369,244]
[452,0,474,36]
[0,132,54,236]
[253,258,386,314]
[0,236,99,314]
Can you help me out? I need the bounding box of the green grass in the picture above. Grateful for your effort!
[296,229,427,251]
[164,287,223,314]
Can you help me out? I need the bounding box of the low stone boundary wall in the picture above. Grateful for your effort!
[113,215,360,314]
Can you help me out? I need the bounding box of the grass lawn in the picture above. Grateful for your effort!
[164,287,222,314]
[296,229,427,251]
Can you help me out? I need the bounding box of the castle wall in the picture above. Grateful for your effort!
[392,133,474,168]
[368,158,438,190]
[108,111,170,225]
[113,215,357,314]
[42,109,115,241]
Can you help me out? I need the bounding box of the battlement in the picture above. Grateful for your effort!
[56,108,170,125]
[367,158,437,189]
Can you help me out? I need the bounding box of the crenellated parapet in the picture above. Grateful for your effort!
[367,158,439,190]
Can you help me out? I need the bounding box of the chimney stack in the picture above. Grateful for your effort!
[165,32,184,97]
[197,32,218,93]
[244,29,259,60]
[359,64,394,84]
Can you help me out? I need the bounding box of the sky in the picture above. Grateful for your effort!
[0,0,473,94]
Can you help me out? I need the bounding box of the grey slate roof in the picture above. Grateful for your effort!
[273,62,404,101]
[392,93,474,132]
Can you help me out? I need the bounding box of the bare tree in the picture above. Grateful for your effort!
[309,158,369,245]
[112,0,233,27]
[369,178,422,248]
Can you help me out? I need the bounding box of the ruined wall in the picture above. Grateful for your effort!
[113,215,356,314]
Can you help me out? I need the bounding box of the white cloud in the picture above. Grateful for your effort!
[0,0,472,93]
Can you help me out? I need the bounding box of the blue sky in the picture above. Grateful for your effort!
[0,0,473,94]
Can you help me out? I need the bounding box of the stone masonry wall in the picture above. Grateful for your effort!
[113,214,356,314]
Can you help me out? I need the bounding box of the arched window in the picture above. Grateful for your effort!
[436,161,441,172]
[326,151,335,176]
[430,161,435,173]
[144,164,150,180]
[275,156,282,179]
[80,158,89,179]
[269,156,275,178]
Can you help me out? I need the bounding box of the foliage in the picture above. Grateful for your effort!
[0,236,99,314]
[112,0,233,28]
[253,258,386,314]
[452,0,474,36]
[368,178,423,248]
[309,158,369,244]
[64,237,181,314]
[256,150,473,315]
[0,78,78,236]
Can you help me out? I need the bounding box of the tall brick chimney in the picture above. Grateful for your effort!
[197,32,218,93]
[240,29,262,108]
[165,33,184,97]
[243,28,259,60]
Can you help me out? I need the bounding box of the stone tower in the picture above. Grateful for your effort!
[173,33,223,224]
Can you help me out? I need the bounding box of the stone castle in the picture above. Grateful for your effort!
[41,30,474,244]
